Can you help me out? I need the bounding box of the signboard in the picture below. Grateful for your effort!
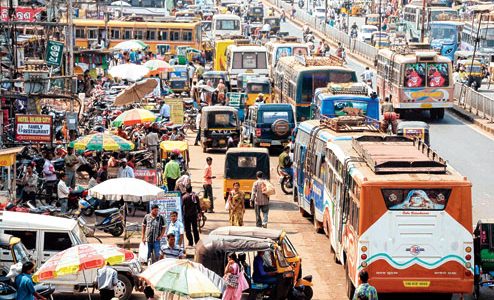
[227,92,242,107]
[45,40,64,67]
[66,113,78,130]
[166,98,184,125]
[134,169,158,185]
[1,6,45,22]
[15,115,52,143]
[403,128,425,141]
[149,192,183,224]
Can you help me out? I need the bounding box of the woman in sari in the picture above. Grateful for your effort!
[227,182,245,226]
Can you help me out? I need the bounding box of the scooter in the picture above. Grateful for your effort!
[78,197,100,217]
[76,207,124,237]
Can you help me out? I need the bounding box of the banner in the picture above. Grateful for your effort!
[149,192,182,224]
[15,115,52,143]
[45,40,64,67]
[166,98,184,125]
[134,169,158,185]
[0,6,45,22]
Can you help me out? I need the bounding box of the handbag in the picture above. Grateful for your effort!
[224,272,239,288]
[261,180,276,196]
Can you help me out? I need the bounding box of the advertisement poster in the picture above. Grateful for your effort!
[166,99,184,125]
[149,192,183,224]
[15,115,52,143]
[403,128,425,141]
[134,169,158,185]
[1,6,45,22]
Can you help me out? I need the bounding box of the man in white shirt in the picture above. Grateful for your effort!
[194,110,201,146]
[43,151,58,204]
[57,173,71,213]
[144,128,160,167]
[166,211,184,248]
[117,159,135,178]
[96,263,118,300]
[361,67,374,89]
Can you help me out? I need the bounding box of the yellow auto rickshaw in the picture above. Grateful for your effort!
[223,147,270,206]
[246,78,272,106]
[160,140,190,170]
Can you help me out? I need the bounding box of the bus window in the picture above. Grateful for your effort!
[216,19,240,30]
[427,63,449,87]
[146,30,156,40]
[159,30,168,41]
[111,29,121,39]
[88,29,98,40]
[124,29,132,40]
[243,53,257,68]
[404,63,426,88]
[382,189,451,210]
[75,28,85,38]
[293,47,308,56]
[182,30,192,41]
[135,30,143,40]
[171,30,180,41]
[276,47,292,61]
[257,53,267,69]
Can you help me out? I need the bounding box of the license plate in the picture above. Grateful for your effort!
[260,142,271,147]
[420,103,433,108]
[219,140,226,145]
[245,194,251,199]
[271,140,281,146]
[403,281,430,288]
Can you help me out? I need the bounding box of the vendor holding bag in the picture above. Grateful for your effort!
[250,171,275,228]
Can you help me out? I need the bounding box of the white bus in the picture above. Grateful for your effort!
[212,14,242,38]
[226,45,269,89]
[265,41,310,77]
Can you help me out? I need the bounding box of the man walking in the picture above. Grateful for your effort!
[203,157,215,213]
[20,165,38,206]
[96,263,118,300]
[251,171,270,228]
[43,151,58,204]
[182,185,201,247]
[117,158,135,178]
[144,127,160,167]
[64,147,78,188]
[163,153,181,191]
[353,270,378,300]
[57,172,70,213]
[142,204,166,263]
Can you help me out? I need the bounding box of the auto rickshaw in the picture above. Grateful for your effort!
[365,14,380,26]
[237,72,261,91]
[263,16,281,34]
[0,233,31,274]
[246,77,272,106]
[209,226,314,298]
[473,219,494,299]
[199,106,240,152]
[247,6,264,22]
[223,147,269,204]
[195,230,313,300]
[396,121,430,145]
[160,140,190,172]
[202,71,230,90]
[457,59,486,90]
[168,65,189,92]
[226,92,247,121]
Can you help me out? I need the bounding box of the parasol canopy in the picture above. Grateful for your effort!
[144,59,174,74]
[108,63,150,82]
[114,79,158,106]
[89,177,165,202]
[69,133,134,151]
[112,40,148,51]
[111,108,157,127]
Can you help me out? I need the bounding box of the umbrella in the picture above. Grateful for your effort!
[114,79,158,106]
[33,244,134,299]
[112,40,148,51]
[69,133,135,151]
[112,108,156,127]
[139,258,225,298]
[74,65,84,75]
[108,63,150,82]
[144,59,174,73]
[111,0,131,6]
[89,178,165,202]
[196,84,216,93]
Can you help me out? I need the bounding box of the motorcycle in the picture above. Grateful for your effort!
[76,207,125,237]
[350,28,358,39]
[78,197,100,217]
[277,166,293,195]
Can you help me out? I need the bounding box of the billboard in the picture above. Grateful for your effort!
[15,114,52,143]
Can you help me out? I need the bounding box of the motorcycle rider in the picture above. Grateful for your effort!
[281,9,286,22]
[278,146,293,186]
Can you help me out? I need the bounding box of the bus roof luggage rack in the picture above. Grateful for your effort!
[320,115,380,132]
[325,82,369,95]
[234,38,252,45]
[390,43,436,55]
[294,55,343,67]
[352,135,448,174]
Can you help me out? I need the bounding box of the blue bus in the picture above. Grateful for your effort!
[312,83,380,120]
[429,21,463,61]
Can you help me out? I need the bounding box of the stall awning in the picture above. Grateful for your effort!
[0,147,24,167]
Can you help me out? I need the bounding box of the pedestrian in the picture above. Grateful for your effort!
[15,261,47,300]
[88,172,98,189]
[76,151,93,178]
[97,160,108,183]
[182,185,201,246]
[142,204,166,263]
[160,233,186,259]
[163,153,181,191]
[187,62,195,87]
[117,158,135,178]
[176,174,191,193]
[144,127,160,167]
[64,146,78,188]
[353,270,378,300]
[57,172,70,213]
[166,211,184,248]
[43,151,58,204]
[159,100,171,121]
[251,171,270,228]
[116,125,128,140]
[203,157,215,213]
[227,182,245,226]
[194,108,201,146]
[127,153,136,170]
[19,165,38,206]
[96,262,118,300]
[222,252,248,300]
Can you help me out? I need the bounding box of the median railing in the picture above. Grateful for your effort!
[454,83,494,122]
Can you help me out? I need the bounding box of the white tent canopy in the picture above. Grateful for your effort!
[89,178,164,202]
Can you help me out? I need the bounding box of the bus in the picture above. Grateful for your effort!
[226,45,269,89]
[273,56,357,121]
[73,19,202,53]
[376,48,453,119]
[403,1,459,42]
[213,39,234,71]
[264,41,310,77]
[313,83,380,120]
[212,14,242,38]
[293,118,473,298]
[461,15,494,62]
[428,21,463,61]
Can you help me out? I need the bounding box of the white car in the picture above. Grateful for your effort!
[360,25,378,43]
[314,7,326,20]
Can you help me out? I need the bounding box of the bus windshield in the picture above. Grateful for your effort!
[301,71,357,103]
[430,10,458,21]
[382,188,451,210]
[232,52,267,69]
[216,19,240,30]
[404,62,449,88]
[334,100,368,116]
[431,26,457,44]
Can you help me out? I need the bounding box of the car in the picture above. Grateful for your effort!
[360,25,378,43]
[243,103,296,148]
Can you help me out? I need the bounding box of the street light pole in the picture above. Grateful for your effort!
[420,0,426,43]
[378,0,382,46]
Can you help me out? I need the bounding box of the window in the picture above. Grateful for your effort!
[88,29,98,39]
[261,111,289,123]
[135,30,143,40]
[238,156,257,168]
[216,19,240,30]
[4,230,36,250]
[404,63,426,87]
[232,52,242,69]
[75,28,85,38]
[257,52,267,69]
[170,30,180,41]
[182,30,192,41]
[124,29,132,40]
[111,29,121,39]
[159,30,168,41]
[427,63,449,87]
[382,189,451,210]
[243,53,257,69]
[157,44,170,55]
[43,232,72,251]
[146,30,156,40]
[334,100,368,117]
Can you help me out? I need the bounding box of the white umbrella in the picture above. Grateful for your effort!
[89,178,165,202]
[112,40,148,51]
[111,0,131,6]
[108,63,150,82]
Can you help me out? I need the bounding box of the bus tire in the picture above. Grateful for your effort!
[311,201,323,233]
[323,208,330,238]
[299,207,309,217]
[293,188,298,203]
[345,263,355,299]
[437,108,445,120]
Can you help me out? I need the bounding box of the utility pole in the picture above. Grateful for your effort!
[324,0,328,27]
[378,0,382,46]
[67,0,74,111]
[420,0,426,43]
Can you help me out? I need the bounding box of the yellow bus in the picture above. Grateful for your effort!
[213,39,234,71]
[73,19,202,54]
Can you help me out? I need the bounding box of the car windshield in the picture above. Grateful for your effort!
[334,100,368,116]
[216,19,240,30]
[247,83,270,93]
[430,26,456,44]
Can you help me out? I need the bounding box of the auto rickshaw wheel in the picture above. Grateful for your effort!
[202,144,207,153]
[304,286,313,299]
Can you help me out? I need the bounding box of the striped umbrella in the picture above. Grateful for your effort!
[112,108,156,127]
[144,59,174,75]
[139,258,225,298]
[33,244,134,282]
[70,133,134,151]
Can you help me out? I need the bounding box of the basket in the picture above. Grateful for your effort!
[200,197,211,211]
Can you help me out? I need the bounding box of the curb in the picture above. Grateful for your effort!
[448,104,494,136]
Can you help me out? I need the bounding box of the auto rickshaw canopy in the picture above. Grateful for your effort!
[160,140,189,152]
[0,234,20,249]
[224,147,270,180]
[210,226,286,243]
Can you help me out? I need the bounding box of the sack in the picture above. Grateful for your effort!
[224,273,239,288]
[261,180,276,196]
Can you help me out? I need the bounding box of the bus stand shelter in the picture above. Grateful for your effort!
[0,147,24,204]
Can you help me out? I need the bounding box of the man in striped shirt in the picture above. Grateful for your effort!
[160,233,185,259]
